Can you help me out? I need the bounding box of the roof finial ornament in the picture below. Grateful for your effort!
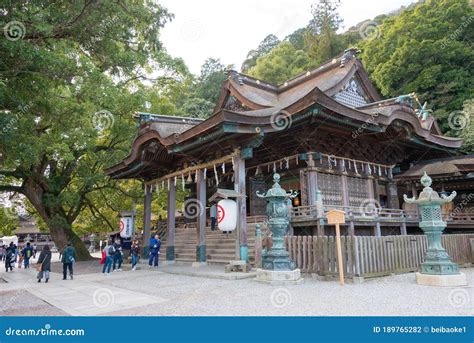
[395,92,432,121]
[340,47,361,67]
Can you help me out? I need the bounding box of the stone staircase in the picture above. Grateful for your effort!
[162,223,259,265]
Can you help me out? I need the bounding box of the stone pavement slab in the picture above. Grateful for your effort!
[1,268,168,316]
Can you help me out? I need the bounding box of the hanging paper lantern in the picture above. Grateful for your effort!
[217,199,237,232]
[222,162,225,173]
[203,168,207,179]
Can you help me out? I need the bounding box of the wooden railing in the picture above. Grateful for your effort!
[285,234,474,278]
[290,205,474,224]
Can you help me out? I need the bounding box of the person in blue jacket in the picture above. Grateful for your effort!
[148,233,161,269]
[21,242,34,268]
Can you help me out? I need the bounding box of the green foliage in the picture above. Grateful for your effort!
[247,42,311,85]
[304,0,343,66]
[246,0,362,82]
[241,34,280,73]
[0,1,186,258]
[360,0,473,132]
[0,208,19,236]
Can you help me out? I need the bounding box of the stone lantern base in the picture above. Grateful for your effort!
[416,272,467,287]
[255,268,304,285]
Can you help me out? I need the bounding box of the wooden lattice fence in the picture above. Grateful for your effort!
[285,234,474,278]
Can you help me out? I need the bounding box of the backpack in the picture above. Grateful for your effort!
[108,246,115,255]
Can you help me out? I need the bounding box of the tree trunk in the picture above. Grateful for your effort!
[23,180,92,261]
[48,219,92,261]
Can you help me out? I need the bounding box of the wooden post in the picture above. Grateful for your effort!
[142,184,152,248]
[400,221,407,235]
[166,181,176,261]
[341,174,350,207]
[348,221,355,236]
[374,221,381,236]
[255,224,262,268]
[196,169,206,263]
[234,154,247,260]
[327,209,346,286]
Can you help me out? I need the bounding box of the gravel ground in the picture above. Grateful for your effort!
[93,268,474,316]
[0,290,68,316]
[1,265,472,316]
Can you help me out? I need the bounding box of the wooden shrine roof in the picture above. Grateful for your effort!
[105,48,463,180]
[396,154,474,181]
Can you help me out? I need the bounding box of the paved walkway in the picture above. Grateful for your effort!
[1,268,167,316]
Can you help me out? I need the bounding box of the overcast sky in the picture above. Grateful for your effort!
[158,0,416,74]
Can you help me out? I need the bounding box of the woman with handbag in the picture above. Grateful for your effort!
[36,245,52,283]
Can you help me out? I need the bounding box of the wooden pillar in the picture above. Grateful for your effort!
[305,155,319,206]
[234,154,247,260]
[166,182,176,261]
[196,169,206,263]
[341,174,350,207]
[348,221,355,236]
[317,220,325,236]
[400,221,407,235]
[387,181,400,209]
[142,184,152,248]
[367,176,375,201]
[374,221,381,236]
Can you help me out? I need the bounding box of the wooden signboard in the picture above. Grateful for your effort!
[326,209,346,286]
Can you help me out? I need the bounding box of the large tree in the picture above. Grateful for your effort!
[0,1,185,259]
[360,0,473,136]
[304,0,343,67]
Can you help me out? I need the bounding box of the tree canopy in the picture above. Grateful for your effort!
[0,0,186,258]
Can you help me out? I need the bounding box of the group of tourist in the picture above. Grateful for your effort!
[100,233,161,275]
[3,240,75,284]
[3,233,162,281]
[2,241,37,271]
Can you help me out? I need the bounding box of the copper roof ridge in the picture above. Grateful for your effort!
[229,50,354,94]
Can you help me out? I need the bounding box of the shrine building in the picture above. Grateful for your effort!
[105,48,465,265]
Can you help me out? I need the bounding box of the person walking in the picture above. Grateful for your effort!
[102,240,114,275]
[22,242,34,268]
[148,234,161,269]
[130,240,140,271]
[112,238,123,272]
[36,245,52,283]
[61,242,76,280]
[0,244,5,262]
[210,201,218,231]
[5,242,15,272]
[32,243,37,259]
